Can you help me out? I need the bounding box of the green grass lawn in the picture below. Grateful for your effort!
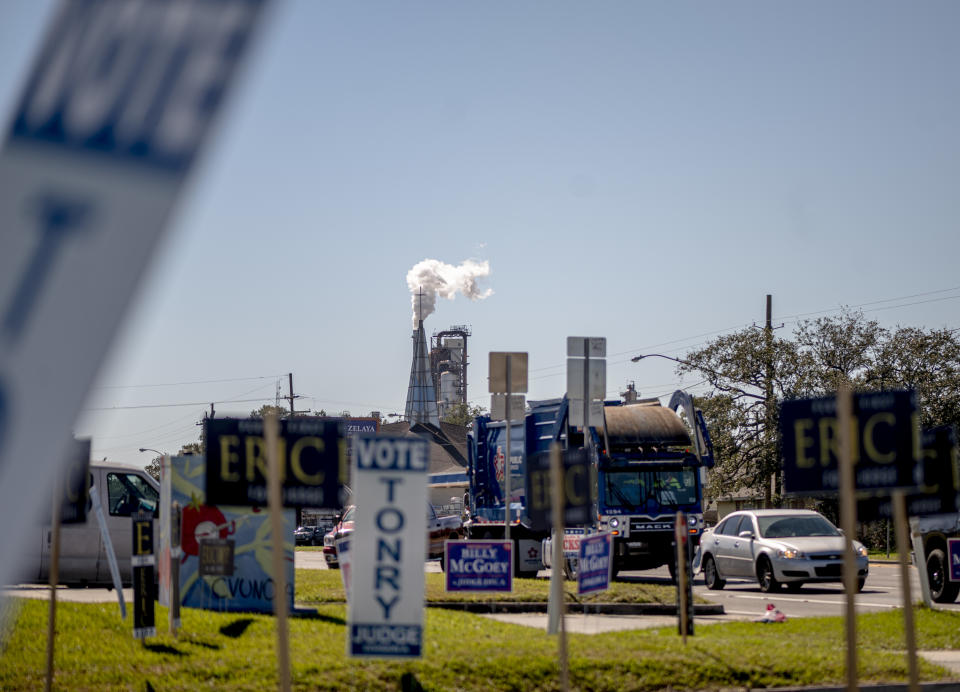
[2,597,960,691]
[295,570,687,605]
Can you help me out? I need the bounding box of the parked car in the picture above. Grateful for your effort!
[294,525,323,546]
[323,503,462,569]
[695,509,869,593]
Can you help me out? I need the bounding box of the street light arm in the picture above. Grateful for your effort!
[138,448,164,456]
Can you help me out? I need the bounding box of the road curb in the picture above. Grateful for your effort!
[425,601,725,615]
[755,684,956,692]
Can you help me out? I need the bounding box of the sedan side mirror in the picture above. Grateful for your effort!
[738,530,755,539]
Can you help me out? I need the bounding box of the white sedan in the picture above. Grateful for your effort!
[695,509,869,593]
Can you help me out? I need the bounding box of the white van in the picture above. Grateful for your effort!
[18,462,160,587]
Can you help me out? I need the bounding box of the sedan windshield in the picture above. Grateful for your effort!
[757,515,841,538]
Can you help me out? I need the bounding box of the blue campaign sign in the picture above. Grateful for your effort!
[949,539,960,583]
[444,540,513,593]
[577,533,613,596]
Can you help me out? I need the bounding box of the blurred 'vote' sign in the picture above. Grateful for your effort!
[780,390,920,495]
[205,418,347,509]
[0,0,269,593]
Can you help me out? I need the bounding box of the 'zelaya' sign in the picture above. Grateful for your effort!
[780,390,920,495]
[348,435,428,659]
[525,448,593,531]
[205,418,347,508]
[132,510,155,640]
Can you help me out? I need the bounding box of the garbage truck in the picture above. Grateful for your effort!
[464,390,714,578]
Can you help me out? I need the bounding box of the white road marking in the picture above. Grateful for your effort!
[729,593,898,608]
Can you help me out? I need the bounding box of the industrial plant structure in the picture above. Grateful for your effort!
[429,325,470,419]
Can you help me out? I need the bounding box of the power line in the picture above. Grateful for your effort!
[83,396,276,411]
[92,374,285,390]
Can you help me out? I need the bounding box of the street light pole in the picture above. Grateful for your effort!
[138,448,163,457]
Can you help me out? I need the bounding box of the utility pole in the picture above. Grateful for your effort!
[198,402,216,454]
[287,373,303,416]
[764,294,776,508]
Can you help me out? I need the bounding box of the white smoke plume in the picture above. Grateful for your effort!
[406,258,493,328]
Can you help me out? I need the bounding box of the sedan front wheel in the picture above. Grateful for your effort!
[703,555,725,591]
[757,557,780,593]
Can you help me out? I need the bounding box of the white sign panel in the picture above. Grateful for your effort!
[566,359,607,400]
[0,0,268,590]
[566,336,606,358]
[488,352,529,393]
[569,400,604,428]
[490,393,526,422]
[348,435,428,658]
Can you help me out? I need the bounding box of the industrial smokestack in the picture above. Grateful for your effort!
[405,258,492,328]
[405,319,441,427]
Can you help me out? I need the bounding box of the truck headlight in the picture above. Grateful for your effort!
[609,518,619,529]
[688,516,697,526]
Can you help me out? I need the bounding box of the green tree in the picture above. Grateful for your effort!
[178,442,202,456]
[442,403,488,427]
[144,456,161,481]
[677,309,960,503]
[249,404,289,419]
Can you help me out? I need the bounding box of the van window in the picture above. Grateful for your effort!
[107,472,159,517]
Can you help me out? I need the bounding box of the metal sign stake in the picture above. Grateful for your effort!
[265,413,291,692]
[675,511,689,644]
[505,356,512,545]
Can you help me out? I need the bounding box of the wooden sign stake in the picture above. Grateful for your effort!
[549,442,568,690]
[837,384,858,692]
[265,413,291,692]
[893,489,919,692]
[44,479,62,692]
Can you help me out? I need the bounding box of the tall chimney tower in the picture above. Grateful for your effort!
[404,291,441,426]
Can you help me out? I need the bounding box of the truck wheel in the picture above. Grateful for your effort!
[757,557,780,593]
[927,548,960,603]
[562,557,578,581]
[703,555,725,590]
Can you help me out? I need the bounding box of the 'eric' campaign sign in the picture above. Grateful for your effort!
[348,435,428,659]
[525,448,593,531]
[780,390,920,495]
[445,540,513,592]
[205,418,347,508]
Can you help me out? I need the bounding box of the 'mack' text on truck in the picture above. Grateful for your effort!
[464,390,714,578]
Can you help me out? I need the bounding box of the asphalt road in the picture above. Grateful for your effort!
[619,561,960,620]
[9,555,960,623]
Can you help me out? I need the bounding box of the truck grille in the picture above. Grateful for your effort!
[628,519,673,533]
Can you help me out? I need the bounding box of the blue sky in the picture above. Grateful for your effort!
[2,1,958,467]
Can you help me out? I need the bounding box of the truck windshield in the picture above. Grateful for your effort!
[602,469,697,509]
